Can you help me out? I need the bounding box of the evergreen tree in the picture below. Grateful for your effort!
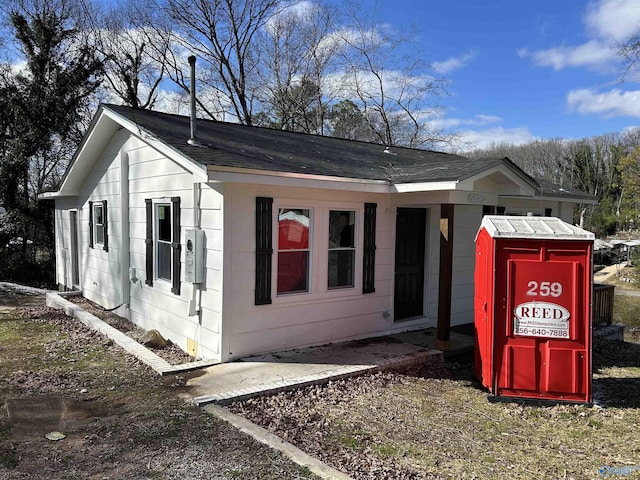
[0,0,103,285]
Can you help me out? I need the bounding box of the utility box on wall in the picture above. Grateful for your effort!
[474,216,595,403]
[185,229,205,284]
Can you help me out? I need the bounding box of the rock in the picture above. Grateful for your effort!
[141,329,167,349]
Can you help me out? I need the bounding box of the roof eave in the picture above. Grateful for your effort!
[207,164,482,195]
[502,193,599,205]
[390,180,459,193]
[206,165,391,192]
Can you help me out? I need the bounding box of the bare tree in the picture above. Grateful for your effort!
[255,0,339,133]
[0,0,103,283]
[334,1,451,148]
[617,34,640,77]
[87,0,169,110]
[469,133,635,234]
[470,139,571,186]
[144,0,283,124]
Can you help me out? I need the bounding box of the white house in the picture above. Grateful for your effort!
[40,104,596,362]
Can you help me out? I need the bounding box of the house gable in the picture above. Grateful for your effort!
[42,106,208,199]
[462,162,538,197]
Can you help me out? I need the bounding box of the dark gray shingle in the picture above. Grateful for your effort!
[105,104,517,184]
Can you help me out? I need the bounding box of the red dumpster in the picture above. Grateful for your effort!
[474,216,594,403]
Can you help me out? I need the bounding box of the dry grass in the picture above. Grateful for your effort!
[233,335,640,479]
[600,265,640,290]
[4,290,640,479]
[230,292,640,479]
[0,303,315,479]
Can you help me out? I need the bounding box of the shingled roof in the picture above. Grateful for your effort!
[103,103,534,186]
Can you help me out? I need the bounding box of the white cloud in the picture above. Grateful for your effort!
[434,113,534,151]
[465,114,503,126]
[458,126,535,150]
[567,88,640,117]
[584,0,640,40]
[266,0,315,32]
[432,51,476,74]
[519,40,614,71]
[433,113,504,131]
[522,0,640,72]
[10,59,28,76]
[322,68,436,103]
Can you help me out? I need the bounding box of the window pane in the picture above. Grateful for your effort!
[94,205,103,225]
[278,209,309,250]
[95,225,104,245]
[157,241,171,280]
[329,211,354,248]
[94,204,104,245]
[328,250,354,288]
[328,210,355,289]
[277,251,309,294]
[158,205,171,242]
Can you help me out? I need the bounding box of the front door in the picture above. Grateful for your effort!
[394,208,426,321]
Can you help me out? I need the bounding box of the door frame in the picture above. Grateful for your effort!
[393,207,428,322]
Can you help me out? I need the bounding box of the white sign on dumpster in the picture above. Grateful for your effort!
[513,301,570,339]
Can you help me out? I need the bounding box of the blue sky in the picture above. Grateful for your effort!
[8,0,637,150]
[375,0,640,148]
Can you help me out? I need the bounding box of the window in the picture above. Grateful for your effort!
[482,205,495,216]
[145,197,181,295]
[156,204,172,280]
[89,200,108,252]
[94,204,105,244]
[277,208,310,294]
[254,198,376,302]
[328,210,355,289]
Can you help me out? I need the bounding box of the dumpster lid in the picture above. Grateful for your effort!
[478,215,595,240]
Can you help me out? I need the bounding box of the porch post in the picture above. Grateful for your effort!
[436,203,454,350]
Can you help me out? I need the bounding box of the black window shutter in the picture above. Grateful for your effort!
[363,202,377,294]
[102,200,109,252]
[145,199,153,286]
[255,197,273,305]
[171,196,181,295]
[89,201,94,248]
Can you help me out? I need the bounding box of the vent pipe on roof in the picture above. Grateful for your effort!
[187,55,199,146]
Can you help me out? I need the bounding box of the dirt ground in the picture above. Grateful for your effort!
[0,296,316,480]
[66,295,195,365]
[229,338,640,479]
[3,287,640,479]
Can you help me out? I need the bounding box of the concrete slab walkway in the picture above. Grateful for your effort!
[43,291,473,407]
[183,340,445,406]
